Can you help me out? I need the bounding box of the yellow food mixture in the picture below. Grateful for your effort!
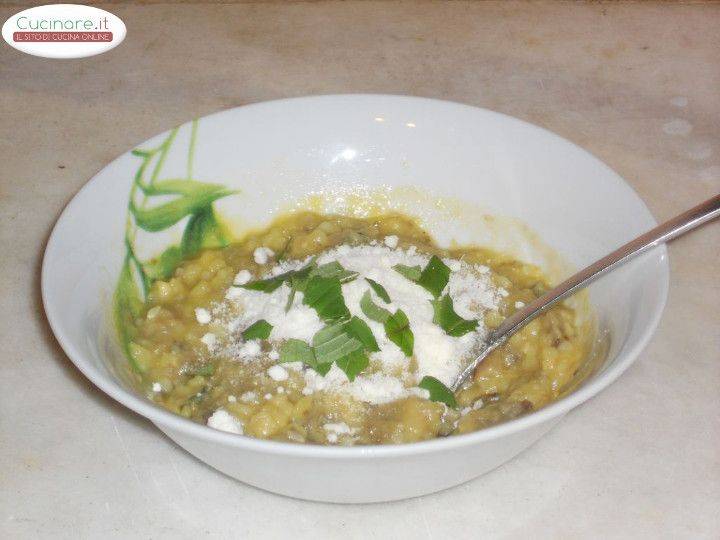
[122,212,590,445]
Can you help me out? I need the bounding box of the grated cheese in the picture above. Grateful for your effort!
[383,235,399,248]
[234,269,252,285]
[207,409,243,434]
[208,243,501,403]
[253,246,274,265]
[195,308,211,324]
[236,340,261,359]
[200,333,217,350]
[303,364,430,404]
[224,275,324,346]
[267,364,289,381]
[323,422,356,443]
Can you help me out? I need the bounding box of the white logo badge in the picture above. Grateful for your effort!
[2,4,126,59]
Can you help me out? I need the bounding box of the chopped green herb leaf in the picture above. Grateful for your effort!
[431,295,478,337]
[313,361,333,376]
[365,278,390,303]
[289,318,378,380]
[360,290,391,323]
[312,322,363,365]
[393,264,421,281]
[417,255,451,298]
[344,316,380,352]
[284,287,297,312]
[287,257,318,292]
[311,321,346,346]
[241,257,316,296]
[279,312,379,380]
[303,275,350,322]
[394,256,451,298]
[418,376,457,408]
[240,274,286,293]
[284,257,318,311]
[385,309,414,357]
[312,261,358,283]
[278,339,316,366]
[241,319,273,340]
[336,350,369,382]
[360,291,413,357]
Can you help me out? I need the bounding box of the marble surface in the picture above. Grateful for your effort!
[1,1,718,538]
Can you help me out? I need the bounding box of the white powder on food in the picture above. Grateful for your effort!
[201,333,217,350]
[253,247,274,265]
[234,269,252,285]
[236,340,262,360]
[303,364,430,405]
[317,244,499,386]
[267,364,289,381]
[383,235,399,248]
[324,422,353,435]
[211,243,501,402]
[223,277,324,346]
[207,409,244,434]
[324,422,356,443]
[195,308,211,324]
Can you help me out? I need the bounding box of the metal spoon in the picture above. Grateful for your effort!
[452,193,720,391]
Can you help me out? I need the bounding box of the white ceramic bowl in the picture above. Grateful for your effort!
[42,95,668,503]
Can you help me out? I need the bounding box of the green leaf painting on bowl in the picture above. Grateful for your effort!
[113,120,236,370]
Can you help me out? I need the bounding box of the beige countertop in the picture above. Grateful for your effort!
[1,1,718,538]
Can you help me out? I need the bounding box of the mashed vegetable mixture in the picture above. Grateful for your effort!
[122,212,589,445]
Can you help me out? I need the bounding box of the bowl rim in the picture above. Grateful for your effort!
[41,93,670,458]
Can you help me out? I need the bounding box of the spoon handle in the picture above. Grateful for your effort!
[454,193,720,389]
